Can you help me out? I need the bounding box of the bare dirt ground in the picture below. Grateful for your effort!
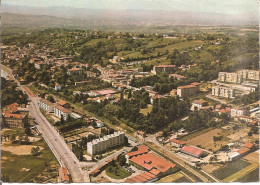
[1,145,44,155]
[185,129,227,151]
[243,151,260,163]
[227,128,250,141]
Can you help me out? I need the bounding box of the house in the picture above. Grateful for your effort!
[169,74,186,80]
[67,68,82,76]
[96,120,104,128]
[151,65,176,75]
[58,167,69,183]
[191,100,208,111]
[169,139,186,148]
[55,83,61,91]
[39,98,55,112]
[181,145,207,158]
[227,152,240,161]
[113,84,126,91]
[54,106,72,120]
[244,142,254,150]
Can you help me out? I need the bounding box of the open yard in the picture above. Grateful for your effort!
[1,144,44,155]
[139,104,153,115]
[212,159,251,180]
[243,150,259,163]
[184,128,228,152]
[1,138,59,182]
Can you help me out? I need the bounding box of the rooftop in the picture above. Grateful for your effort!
[181,145,204,157]
[55,105,71,113]
[169,139,186,145]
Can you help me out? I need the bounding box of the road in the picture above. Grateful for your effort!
[206,94,227,105]
[1,64,88,182]
[144,135,215,182]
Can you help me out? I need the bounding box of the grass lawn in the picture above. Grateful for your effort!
[139,104,153,115]
[157,172,183,182]
[1,138,59,182]
[105,165,131,179]
[235,168,259,182]
[212,159,251,180]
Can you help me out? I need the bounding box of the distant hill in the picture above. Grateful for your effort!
[1,4,258,34]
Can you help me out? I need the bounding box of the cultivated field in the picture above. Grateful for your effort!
[1,145,44,155]
[157,172,183,183]
[243,151,260,163]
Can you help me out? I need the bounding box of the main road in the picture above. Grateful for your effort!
[1,64,88,182]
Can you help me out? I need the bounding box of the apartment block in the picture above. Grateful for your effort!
[231,108,248,117]
[87,131,125,155]
[53,106,72,120]
[218,72,242,84]
[2,113,27,128]
[212,85,235,98]
[177,82,200,98]
[39,98,55,112]
[238,70,259,81]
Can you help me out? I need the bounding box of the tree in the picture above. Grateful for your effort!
[24,136,30,145]
[47,95,55,103]
[10,134,16,143]
[31,146,40,156]
[117,154,127,166]
[128,90,132,99]
[25,127,31,135]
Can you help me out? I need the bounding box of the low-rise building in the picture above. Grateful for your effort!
[67,68,82,76]
[191,99,208,111]
[39,98,55,112]
[87,131,125,155]
[231,107,248,117]
[169,74,186,80]
[151,65,176,75]
[181,145,207,158]
[54,106,72,120]
[2,113,27,128]
[55,83,61,91]
[169,139,186,148]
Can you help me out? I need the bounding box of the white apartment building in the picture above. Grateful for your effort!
[212,85,235,98]
[53,105,72,120]
[87,131,125,155]
[238,70,259,81]
[218,72,242,84]
[39,98,55,112]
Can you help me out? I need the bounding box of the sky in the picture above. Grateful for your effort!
[2,0,259,15]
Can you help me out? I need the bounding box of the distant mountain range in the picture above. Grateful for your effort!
[1,4,258,33]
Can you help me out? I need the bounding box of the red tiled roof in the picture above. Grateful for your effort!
[237,148,250,155]
[7,103,19,109]
[129,152,175,173]
[68,68,80,71]
[127,145,149,158]
[216,105,221,109]
[3,113,25,119]
[244,142,254,149]
[155,65,176,68]
[55,105,71,113]
[40,98,54,106]
[59,167,69,182]
[150,168,160,175]
[169,139,186,145]
[193,99,206,105]
[57,100,68,106]
[181,146,204,157]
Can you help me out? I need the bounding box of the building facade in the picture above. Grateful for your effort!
[87,131,125,155]
[2,113,27,128]
[54,106,72,120]
[151,65,176,75]
[39,98,55,112]
[212,85,235,98]
[238,70,259,81]
[218,72,242,84]
[177,82,200,98]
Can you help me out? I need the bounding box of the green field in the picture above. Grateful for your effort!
[105,165,131,179]
[173,176,191,182]
[212,159,251,180]
[179,127,214,141]
[1,139,59,182]
[236,168,259,182]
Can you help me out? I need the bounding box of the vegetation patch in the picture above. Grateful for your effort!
[235,168,259,183]
[212,159,251,180]
[105,165,131,179]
